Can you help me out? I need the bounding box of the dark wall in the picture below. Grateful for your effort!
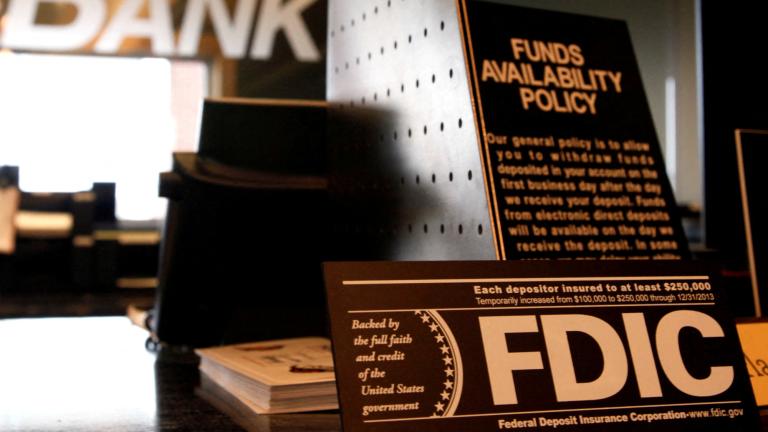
[702,1,768,268]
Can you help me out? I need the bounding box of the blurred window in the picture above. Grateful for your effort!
[0,53,207,221]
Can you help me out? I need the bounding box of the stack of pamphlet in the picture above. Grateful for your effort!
[196,337,338,414]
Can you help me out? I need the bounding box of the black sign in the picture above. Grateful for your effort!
[460,2,688,260]
[324,261,758,431]
[735,129,768,316]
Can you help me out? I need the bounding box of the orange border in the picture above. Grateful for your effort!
[456,0,504,260]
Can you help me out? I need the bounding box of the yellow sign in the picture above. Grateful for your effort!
[737,321,768,406]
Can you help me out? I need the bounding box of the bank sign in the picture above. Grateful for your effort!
[0,0,324,61]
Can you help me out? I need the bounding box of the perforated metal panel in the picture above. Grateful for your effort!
[327,0,496,260]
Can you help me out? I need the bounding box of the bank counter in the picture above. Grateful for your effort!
[0,316,764,431]
[0,317,338,432]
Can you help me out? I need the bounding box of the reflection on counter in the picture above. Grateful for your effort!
[0,317,156,429]
[0,316,342,431]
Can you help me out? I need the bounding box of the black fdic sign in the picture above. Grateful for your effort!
[323,261,759,431]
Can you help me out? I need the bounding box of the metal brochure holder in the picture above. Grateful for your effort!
[327,0,496,260]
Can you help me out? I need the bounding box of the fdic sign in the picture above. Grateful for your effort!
[0,0,323,61]
[324,261,759,432]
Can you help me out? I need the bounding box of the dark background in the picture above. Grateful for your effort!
[701,2,768,268]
